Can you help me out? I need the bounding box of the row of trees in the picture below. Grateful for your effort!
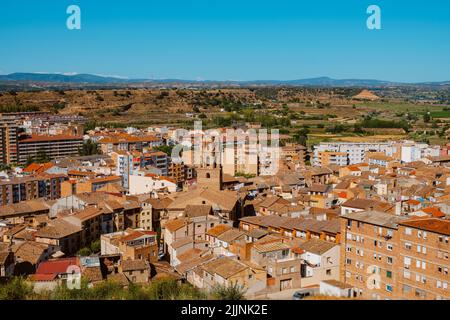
[0,277,246,300]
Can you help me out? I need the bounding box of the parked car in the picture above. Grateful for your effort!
[292,288,317,300]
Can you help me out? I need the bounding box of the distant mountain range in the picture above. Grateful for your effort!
[1,72,449,87]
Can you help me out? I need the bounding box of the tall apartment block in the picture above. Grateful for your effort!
[0,115,19,164]
[397,218,449,300]
[340,211,450,300]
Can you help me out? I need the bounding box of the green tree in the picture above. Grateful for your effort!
[353,124,364,134]
[211,282,246,300]
[0,277,32,300]
[293,127,309,146]
[423,112,431,123]
[90,240,101,253]
[35,149,50,163]
[79,139,99,156]
[152,145,173,155]
[77,247,92,256]
[25,155,34,166]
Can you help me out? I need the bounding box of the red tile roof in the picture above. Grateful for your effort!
[421,207,445,218]
[400,218,450,236]
[35,257,79,275]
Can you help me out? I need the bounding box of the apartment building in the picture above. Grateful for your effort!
[397,218,450,300]
[98,133,162,154]
[318,151,348,167]
[313,141,442,167]
[0,174,66,206]
[340,210,409,300]
[0,115,19,164]
[62,207,104,247]
[314,142,390,166]
[111,151,135,189]
[281,144,307,165]
[17,134,84,164]
[143,150,169,176]
[61,175,123,197]
[168,162,186,184]
[101,229,158,262]
[181,130,279,176]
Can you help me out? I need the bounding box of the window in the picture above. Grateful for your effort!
[402,284,411,293]
[346,259,352,265]
[443,282,448,289]
[422,261,426,270]
[282,268,287,274]
[404,257,411,268]
[346,245,352,252]
[418,231,422,239]
[444,267,448,275]
[345,271,351,278]
[290,266,295,273]
[405,243,412,250]
[423,231,427,240]
[405,228,412,235]
[387,244,393,251]
[386,284,393,292]
[386,270,392,278]
[415,289,426,298]
[387,257,393,264]
[326,269,331,275]
[437,281,442,288]
[403,270,410,279]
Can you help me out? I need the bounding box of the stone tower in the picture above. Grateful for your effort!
[196,164,222,191]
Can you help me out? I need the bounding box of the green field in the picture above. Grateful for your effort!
[430,110,450,118]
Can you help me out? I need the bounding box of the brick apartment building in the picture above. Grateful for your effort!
[340,211,450,300]
[0,115,19,164]
[340,210,408,300]
[397,218,449,300]
[0,174,67,206]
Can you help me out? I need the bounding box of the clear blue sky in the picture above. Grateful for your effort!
[1,0,449,82]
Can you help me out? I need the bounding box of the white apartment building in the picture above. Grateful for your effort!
[313,142,390,166]
[111,151,135,189]
[313,141,441,166]
[128,171,178,195]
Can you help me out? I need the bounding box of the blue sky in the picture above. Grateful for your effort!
[1,0,449,82]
